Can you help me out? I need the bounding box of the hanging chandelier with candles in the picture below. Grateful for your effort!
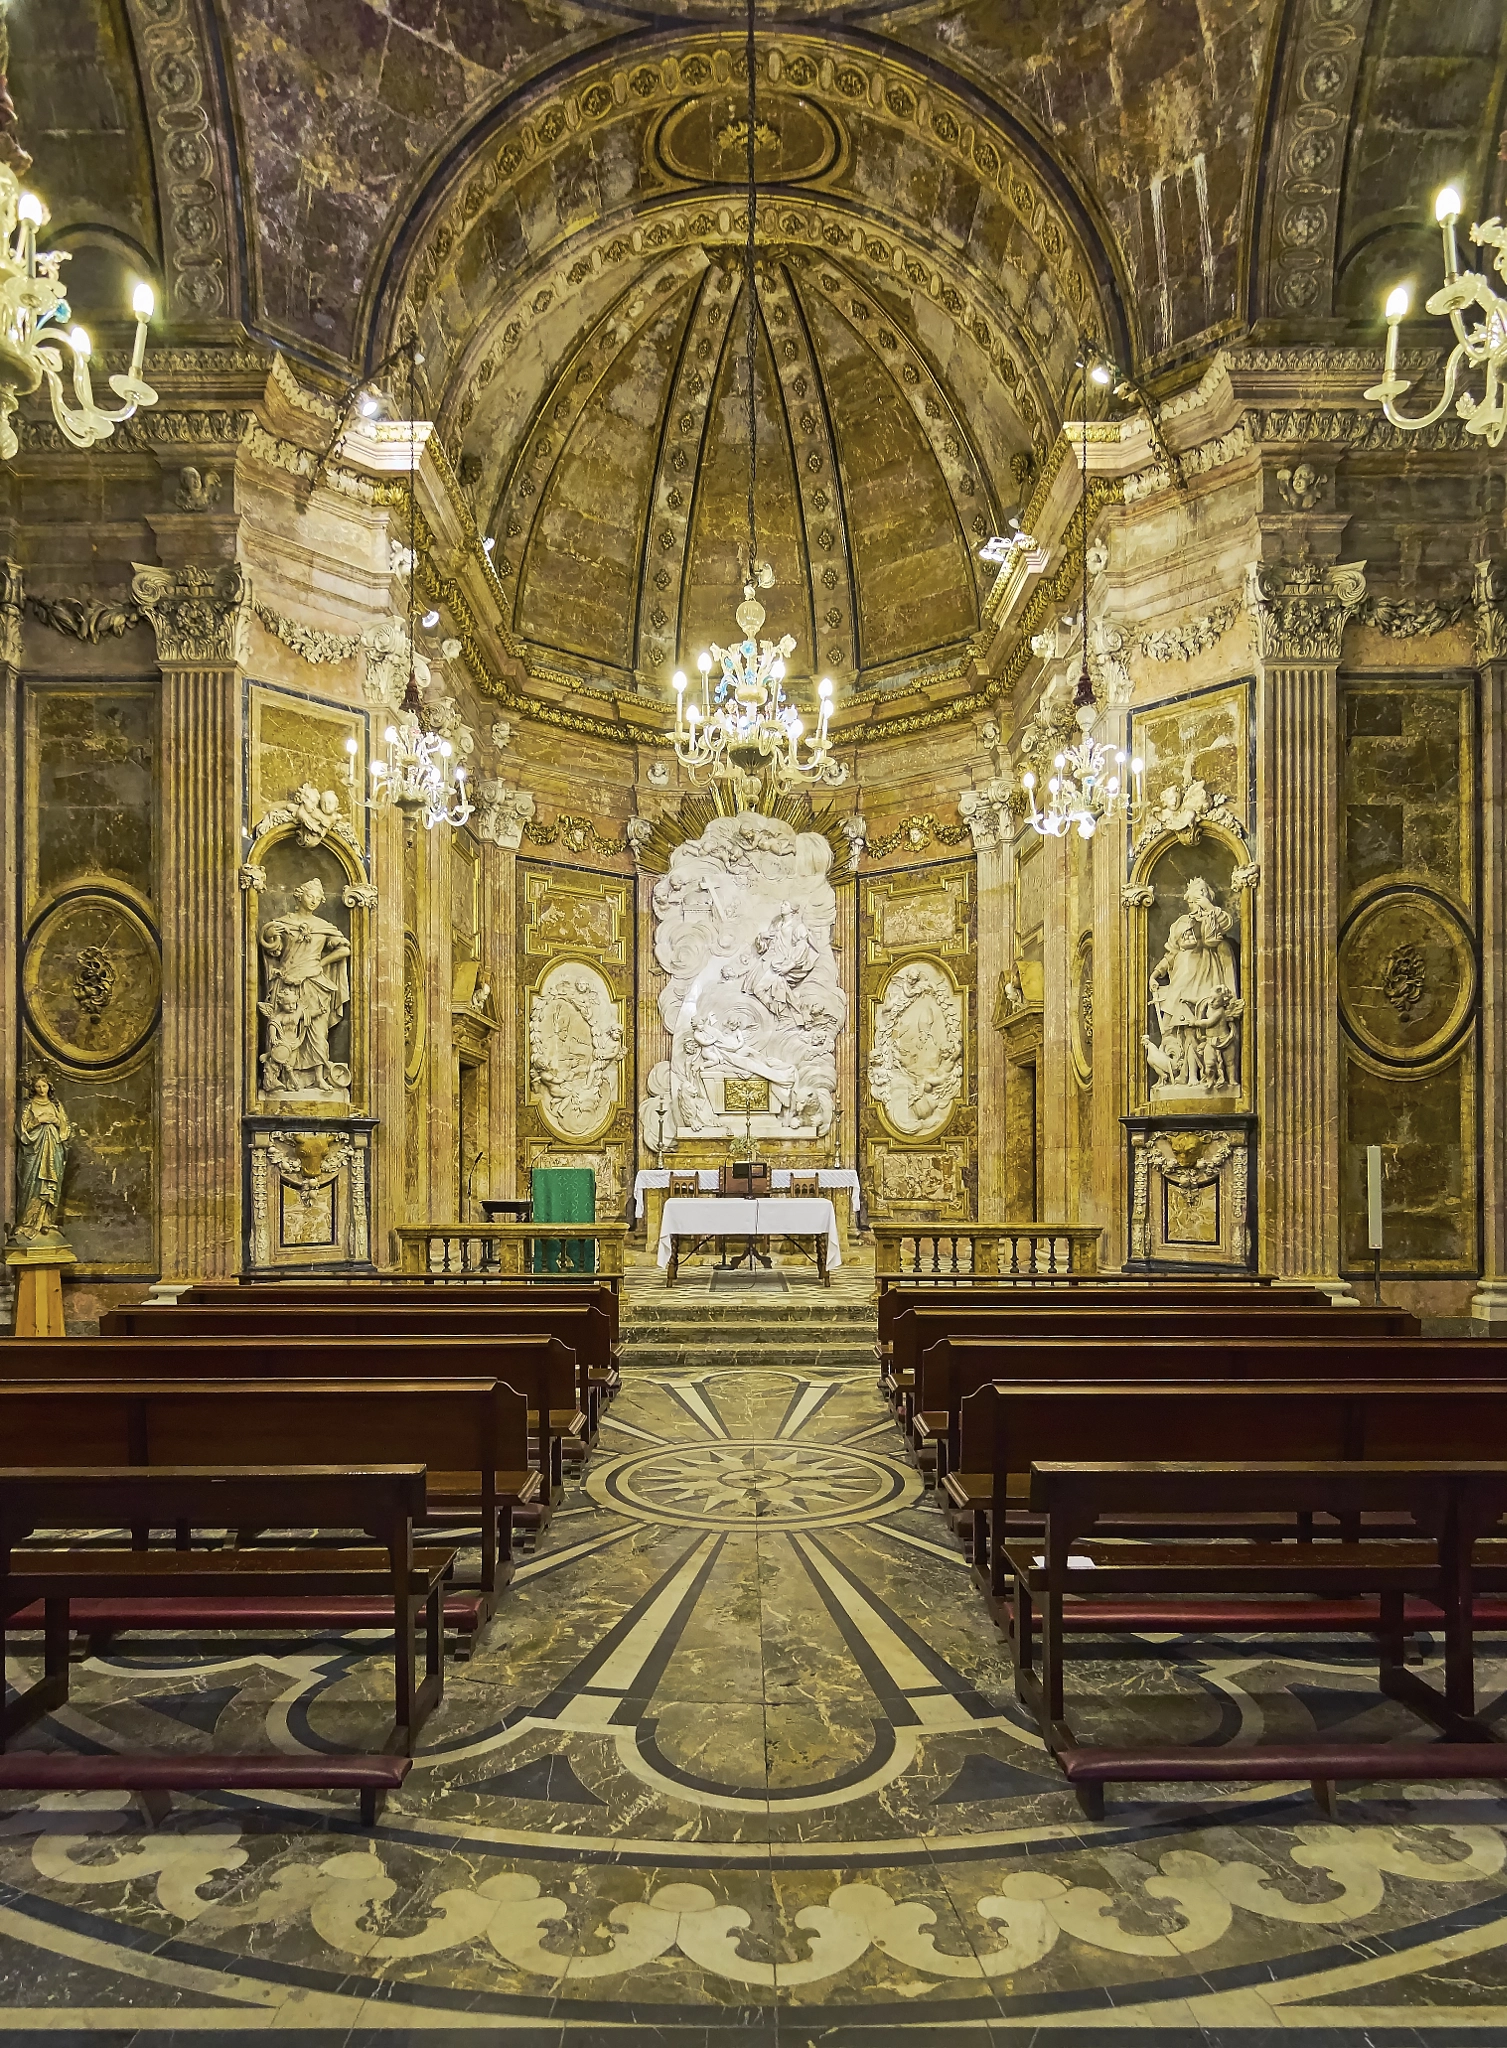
[1365,185,1507,445]
[366,340,472,832]
[1016,350,1144,841]
[666,0,846,797]
[0,7,157,461]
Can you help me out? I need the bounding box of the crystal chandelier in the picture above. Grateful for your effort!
[1018,349,1143,841]
[0,11,157,461]
[1366,187,1507,444]
[665,0,846,797]
[367,340,472,832]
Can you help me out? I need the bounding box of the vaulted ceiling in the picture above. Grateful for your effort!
[14,0,1507,697]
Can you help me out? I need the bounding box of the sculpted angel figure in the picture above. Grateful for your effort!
[1145,876,1243,1090]
[14,1073,74,1239]
[257,878,353,1099]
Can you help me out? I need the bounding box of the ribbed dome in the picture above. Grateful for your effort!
[485,247,1000,702]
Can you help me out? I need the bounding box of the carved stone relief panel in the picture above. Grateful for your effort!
[528,959,626,1143]
[859,859,976,1221]
[869,960,965,1140]
[22,894,161,1071]
[636,815,843,1146]
[1126,1118,1255,1271]
[247,1122,375,1271]
[519,862,634,1207]
[1339,893,1476,1067]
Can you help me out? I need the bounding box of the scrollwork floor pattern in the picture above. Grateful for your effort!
[5,1289,1507,2042]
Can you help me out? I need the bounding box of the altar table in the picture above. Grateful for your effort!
[637,1170,858,1256]
[656,1197,842,1286]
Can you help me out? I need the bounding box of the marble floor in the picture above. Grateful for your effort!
[5,1273,1507,2043]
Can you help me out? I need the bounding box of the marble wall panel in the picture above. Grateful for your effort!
[1131,677,1252,827]
[24,684,156,917]
[1339,675,1479,1279]
[248,684,367,845]
[21,1038,157,1273]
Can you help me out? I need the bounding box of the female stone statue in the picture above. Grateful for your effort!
[1145,876,1243,1090]
[257,877,353,1099]
[14,1073,74,1238]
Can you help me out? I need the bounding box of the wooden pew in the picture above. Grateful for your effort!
[0,1378,535,1617]
[1,1465,450,1755]
[948,1376,1507,1622]
[876,1277,1302,1361]
[920,1334,1507,1492]
[1012,1459,1507,1818]
[181,1277,622,1348]
[103,1300,614,1436]
[0,1335,580,1508]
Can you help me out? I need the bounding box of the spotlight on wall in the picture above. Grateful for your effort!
[421,609,440,629]
[483,536,495,554]
[357,392,382,418]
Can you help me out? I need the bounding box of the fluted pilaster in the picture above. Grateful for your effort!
[1473,560,1507,1320]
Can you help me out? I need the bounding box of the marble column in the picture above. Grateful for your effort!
[0,561,21,1257]
[423,817,455,1219]
[1244,558,1366,1284]
[477,786,534,1202]
[1472,561,1507,1323]
[962,783,1015,1221]
[131,563,251,1280]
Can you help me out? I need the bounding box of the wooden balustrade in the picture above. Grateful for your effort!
[393,1223,628,1282]
[872,1222,1101,1289]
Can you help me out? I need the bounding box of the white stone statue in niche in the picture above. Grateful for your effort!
[1144,875,1243,1095]
[257,878,353,1102]
[529,961,625,1140]
[639,810,846,1143]
[869,960,964,1138]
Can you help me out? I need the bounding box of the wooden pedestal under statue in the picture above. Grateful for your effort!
[5,1240,77,1337]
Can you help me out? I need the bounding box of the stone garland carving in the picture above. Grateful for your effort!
[1244,560,1366,664]
[24,595,141,642]
[1137,600,1239,664]
[529,961,625,1141]
[252,603,359,666]
[256,879,353,1104]
[640,810,846,1146]
[1121,423,1249,503]
[1355,596,1471,638]
[869,961,965,1139]
[1143,878,1243,1098]
[865,814,971,859]
[131,562,251,666]
[523,813,628,859]
[253,603,477,759]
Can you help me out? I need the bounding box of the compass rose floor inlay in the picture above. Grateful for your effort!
[6,1281,1507,2042]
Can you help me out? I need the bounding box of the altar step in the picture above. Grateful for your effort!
[621,1273,877,1375]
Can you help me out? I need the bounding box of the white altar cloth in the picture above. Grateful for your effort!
[635,1167,859,1216]
[656,1197,842,1270]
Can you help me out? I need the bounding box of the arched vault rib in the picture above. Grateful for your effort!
[639,260,743,686]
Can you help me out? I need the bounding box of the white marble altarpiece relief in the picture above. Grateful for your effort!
[640,812,847,1145]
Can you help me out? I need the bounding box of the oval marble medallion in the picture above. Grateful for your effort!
[1338,890,1475,1064]
[22,891,160,1068]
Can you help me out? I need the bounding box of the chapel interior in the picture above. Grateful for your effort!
[5,0,1507,2039]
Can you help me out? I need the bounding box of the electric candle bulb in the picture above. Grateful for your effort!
[1385,286,1410,321]
[818,677,833,699]
[673,670,686,693]
[16,192,43,226]
[69,326,90,357]
[132,282,155,321]
[1435,186,1462,225]
[345,736,357,754]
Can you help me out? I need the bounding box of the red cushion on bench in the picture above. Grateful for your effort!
[1059,1743,1507,1785]
[0,1753,410,1792]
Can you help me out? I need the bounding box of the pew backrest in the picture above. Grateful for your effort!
[877,1280,1317,1351]
[177,1279,620,1342]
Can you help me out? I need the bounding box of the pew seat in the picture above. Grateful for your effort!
[1056,1743,1507,1823]
[0,1750,412,1827]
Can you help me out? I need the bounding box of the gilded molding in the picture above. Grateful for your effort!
[1244,559,1366,664]
[131,562,252,667]
[524,812,629,860]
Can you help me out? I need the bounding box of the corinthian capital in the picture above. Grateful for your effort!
[1474,559,1507,665]
[1244,559,1366,664]
[130,561,251,666]
[475,780,535,849]
[958,780,1016,851]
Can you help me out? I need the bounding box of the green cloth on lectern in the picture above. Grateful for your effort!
[531,1167,596,1273]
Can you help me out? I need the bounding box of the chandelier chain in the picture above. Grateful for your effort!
[744,0,757,578]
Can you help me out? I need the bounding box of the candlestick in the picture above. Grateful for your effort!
[1366,1144,1383,1251]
